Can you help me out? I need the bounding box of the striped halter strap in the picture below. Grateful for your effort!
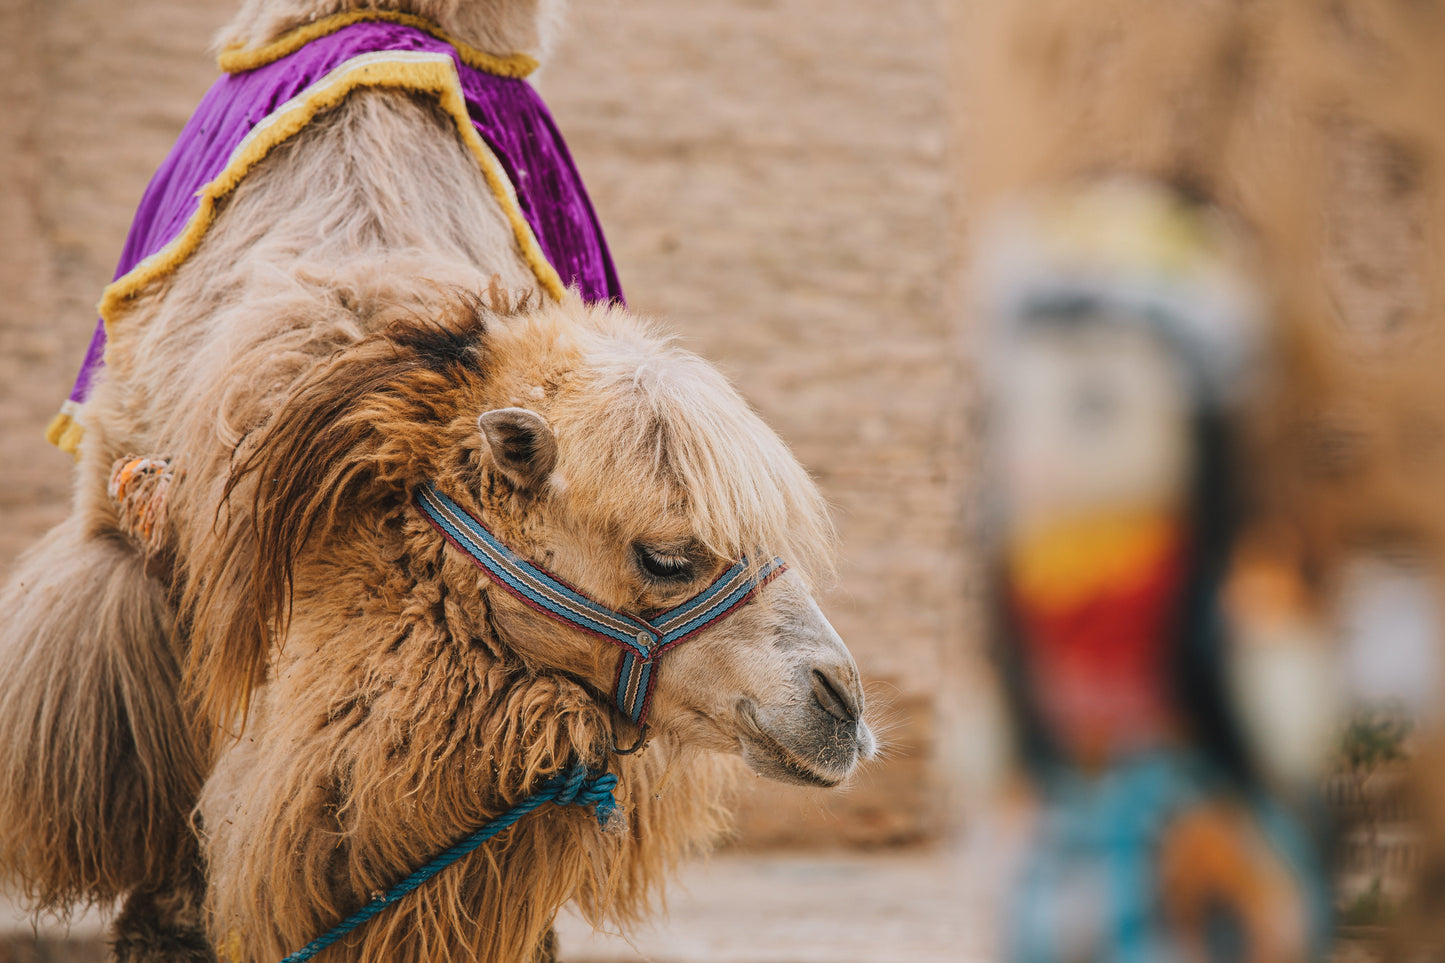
[415,482,787,733]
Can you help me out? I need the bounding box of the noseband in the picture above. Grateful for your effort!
[415,482,786,744]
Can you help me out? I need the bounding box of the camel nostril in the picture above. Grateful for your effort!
[811,668,859,723]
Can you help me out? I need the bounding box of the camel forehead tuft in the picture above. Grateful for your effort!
[499,301,836,581]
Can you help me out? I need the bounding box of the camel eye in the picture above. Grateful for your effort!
[634,544,696,582]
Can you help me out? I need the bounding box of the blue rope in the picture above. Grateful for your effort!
[277,765,618,963]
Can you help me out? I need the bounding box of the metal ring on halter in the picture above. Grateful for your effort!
[611,723,650,755]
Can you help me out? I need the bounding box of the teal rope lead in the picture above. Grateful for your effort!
[277,765,618,963]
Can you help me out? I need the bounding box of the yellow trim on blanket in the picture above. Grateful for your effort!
[97,50,567,335]
[46,402,84,458]
[217,10,538,78]
[71,51,567,455]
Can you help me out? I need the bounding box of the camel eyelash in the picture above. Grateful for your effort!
[633,544,697,582]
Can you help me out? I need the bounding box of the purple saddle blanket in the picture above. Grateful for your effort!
[51,17,623,452]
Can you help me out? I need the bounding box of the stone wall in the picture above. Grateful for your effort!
[0,0,961,849]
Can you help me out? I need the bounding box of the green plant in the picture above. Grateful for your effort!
[1337,709,1413,773]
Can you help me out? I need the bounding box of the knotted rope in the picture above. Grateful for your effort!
[277,765,618,963]
[108,455,176,558]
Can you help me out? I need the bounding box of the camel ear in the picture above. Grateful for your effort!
[478,407,558,491]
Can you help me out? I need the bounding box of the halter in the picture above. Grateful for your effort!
[415,482,786,733]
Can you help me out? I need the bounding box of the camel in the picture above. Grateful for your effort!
[0,2,874,960]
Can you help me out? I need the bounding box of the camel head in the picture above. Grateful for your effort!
[201,289,874,790]
[453,299,876,786]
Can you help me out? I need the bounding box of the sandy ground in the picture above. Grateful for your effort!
[0,844,997,963]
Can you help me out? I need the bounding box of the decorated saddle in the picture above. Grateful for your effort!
[49,12,624,454]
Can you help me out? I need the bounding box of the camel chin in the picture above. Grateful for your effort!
[734,697,877,788]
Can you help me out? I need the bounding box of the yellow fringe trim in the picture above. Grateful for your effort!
[69,50,567,454]
[97,50,566,333]
[217,10,538,78]
[46,405,85,458]
[216,929,243,963]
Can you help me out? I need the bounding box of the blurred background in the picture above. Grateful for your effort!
[4,0,1445,961]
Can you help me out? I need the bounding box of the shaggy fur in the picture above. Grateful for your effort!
[0,2,863,959]
[0,517,204,908]
[187,293,835,960]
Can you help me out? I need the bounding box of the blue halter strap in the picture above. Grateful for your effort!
[415,482,787,726]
